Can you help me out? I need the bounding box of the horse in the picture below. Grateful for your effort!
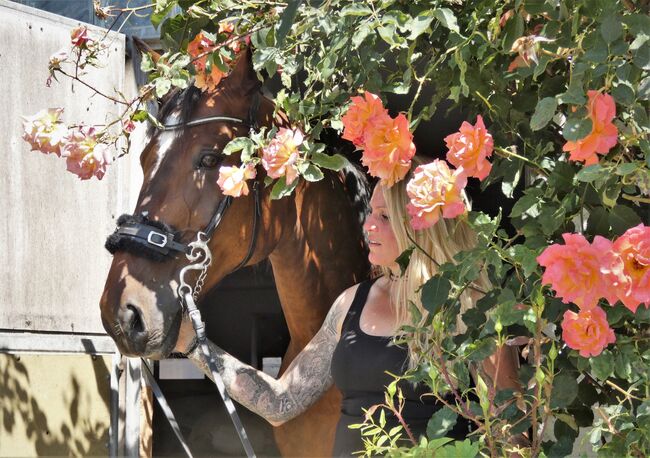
[99,45,370,457]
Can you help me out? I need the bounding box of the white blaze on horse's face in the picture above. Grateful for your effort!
[148,111,181,180]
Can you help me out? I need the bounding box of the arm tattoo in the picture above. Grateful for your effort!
[186,301,344,424]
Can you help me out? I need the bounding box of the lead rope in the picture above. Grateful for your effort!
[178,231,256,458]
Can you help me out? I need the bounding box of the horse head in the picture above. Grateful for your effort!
[100,46,288,358]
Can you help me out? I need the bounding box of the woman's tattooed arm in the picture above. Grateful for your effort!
[185,287,353,425]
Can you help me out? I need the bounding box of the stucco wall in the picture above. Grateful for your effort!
[0,0,143,334]
[0,353,112,456]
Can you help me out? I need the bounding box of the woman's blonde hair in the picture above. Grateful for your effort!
[381,158,492,370]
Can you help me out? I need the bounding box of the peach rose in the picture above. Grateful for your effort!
[610,224,650,313]
[561,307,615,358]
[341,92,387,147]
[65,141,112,180]
[22,108,68,156]
[261,128,304,185]
[444,115,493,181]
[362,112,416,187]
[537,233,617,310]
[562,91,618,165]
[406,159,468,230]
[217,164,257,197]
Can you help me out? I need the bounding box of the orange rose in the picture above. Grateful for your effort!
[406,159,468,230]
[610,224,650,313]
[537,233,619,310]
[362,112,416,187]
[341,92,387,147]
[444,115,493,181]
[561,307,615,358]
[562,91,618,165]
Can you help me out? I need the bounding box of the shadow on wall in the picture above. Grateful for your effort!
[0,353,111,456]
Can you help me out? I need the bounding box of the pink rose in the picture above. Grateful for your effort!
[444,115,493,181]
[562,91,618,165]
[537,233,618,310]
[65,141,112,180]
[262,128,304,185]
[341,92,387,147]
[610,224,650,312]
[22,108,68,156]
[362,112,416,187]
[71,26,91,48]
[406,159,468,230]
[217,163,257,197]
[561,307,615,358]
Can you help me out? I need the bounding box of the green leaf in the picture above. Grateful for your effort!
[270,176,299,200]
[600,15,623,43]
[586,207,611,236]
[396,246,414,275]
[276,0,302,47]
[223,137,254,156]
[421,276,452,316]
[609,205,642,235]
[151,0,177,28]
[551,374,578,409]
[340,4,372,16]
[590,351,614,380]
[433,8,460,33]
[575,164,603,183]
[563,117,593,142]
[530,97,558,131]
[407,12,434,40]
[435,439,479,458]
[301,163,324,182]
[141,52,155,72]
[309,151,349,171]
[465,338,496,362]
[426,407,458,439]
[510,190,543,218]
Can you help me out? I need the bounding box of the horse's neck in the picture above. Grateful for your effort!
[268,176,369,345]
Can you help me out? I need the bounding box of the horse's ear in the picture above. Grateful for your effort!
[131,36,161,64]
[226,46,262,95]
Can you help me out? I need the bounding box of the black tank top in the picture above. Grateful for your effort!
[330,278,471,457]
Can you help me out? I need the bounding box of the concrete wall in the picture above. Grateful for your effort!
[0,0,143,334]
[0,353,112,456]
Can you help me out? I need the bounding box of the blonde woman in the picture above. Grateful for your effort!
[174,165,521,456]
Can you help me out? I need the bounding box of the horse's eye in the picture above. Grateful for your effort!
[199,153,221,169]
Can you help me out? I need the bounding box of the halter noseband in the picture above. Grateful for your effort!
[105,92,263,272]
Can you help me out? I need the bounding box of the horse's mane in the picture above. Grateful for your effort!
[338,164,371,232]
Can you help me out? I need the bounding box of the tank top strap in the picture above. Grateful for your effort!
[341,277,380,333]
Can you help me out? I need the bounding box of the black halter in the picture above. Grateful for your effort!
[105,92,263,272]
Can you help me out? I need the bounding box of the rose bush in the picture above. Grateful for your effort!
[24,0,649,456]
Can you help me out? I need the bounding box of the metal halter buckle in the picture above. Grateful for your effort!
[147,231,168,248]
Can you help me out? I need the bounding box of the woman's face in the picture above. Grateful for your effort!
[363,186,400,271]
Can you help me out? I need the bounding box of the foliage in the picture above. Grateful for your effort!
[25,0,649,456]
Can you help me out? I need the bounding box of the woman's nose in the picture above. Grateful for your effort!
[363,220,377,232]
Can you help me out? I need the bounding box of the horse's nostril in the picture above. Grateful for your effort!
[125,304,146,334]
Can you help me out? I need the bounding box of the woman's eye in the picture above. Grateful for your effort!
[380,214,390,221]
[199,153,220,169]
